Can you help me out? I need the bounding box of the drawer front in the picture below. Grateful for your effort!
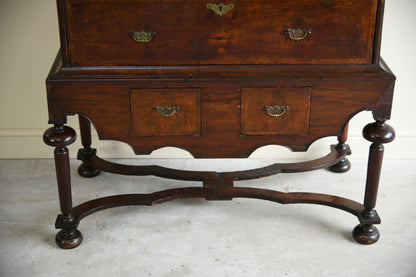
[241,87,311,135]
[130,88,201,136]
[65,0,378,66]
[66,0,202,66]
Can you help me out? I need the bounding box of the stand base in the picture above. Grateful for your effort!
[55,229,83,249]
[54,144,382,247]
[352,224,380,244]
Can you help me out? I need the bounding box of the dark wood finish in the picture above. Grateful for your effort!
[56,0,70,66]
[43,125,82,249]
[353,120,395,244]
[62,0,378,66]
[79,144,349,180]
[329,123,351,173]
[49,58,395,77]
[69,187,380,228]
[352,224,380,245]
[45,0,395,248]
[363,120,395,212]
[71,145,380,226]
[46,75,394,157]
[372,0,386,64]
[241,87,311,135]
[131,88,201,136]
[79,115,92,149]
[77,115,101,177]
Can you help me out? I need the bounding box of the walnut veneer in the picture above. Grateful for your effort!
[44,0,395,249]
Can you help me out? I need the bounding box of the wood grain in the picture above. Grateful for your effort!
[241,87,311,135]
[62,0,378,66]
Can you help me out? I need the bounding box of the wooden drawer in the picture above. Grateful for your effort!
[241,87,311,135]
[65,0,202,66]
[130,88,201,136]
[64,0,378,66]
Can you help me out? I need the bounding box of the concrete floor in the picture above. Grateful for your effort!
[0,158,415,277]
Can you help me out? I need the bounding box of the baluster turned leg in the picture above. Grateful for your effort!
[329,124,351,173]
[77,115,101,177]
[353,120,395,244]
[44,125,82,249]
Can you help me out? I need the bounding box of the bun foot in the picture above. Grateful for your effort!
[78,163,101,178]
[329,158,351,173]
[352,224,379,244]
[55,229,83,249]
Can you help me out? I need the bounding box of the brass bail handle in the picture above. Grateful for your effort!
[285,28,312,41]
[153,106,180,117]
[129,31,156,43]
[263,106,289,118]
[207,2,235,17]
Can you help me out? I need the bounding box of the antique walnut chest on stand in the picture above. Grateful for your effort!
[44,0,395,249]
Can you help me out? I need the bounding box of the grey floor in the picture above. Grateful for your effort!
[0,158,415,277]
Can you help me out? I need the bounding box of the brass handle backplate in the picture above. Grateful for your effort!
[263,106,289,118]
[285,28,312,41]
[153,106,180,117]
[129,31,156,43]
[207,3,235,17]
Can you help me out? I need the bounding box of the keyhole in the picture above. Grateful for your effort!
[219,6,223,12]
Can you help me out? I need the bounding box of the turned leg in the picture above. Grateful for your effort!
[353,120,395,244]
[44,125,83,249]
[77,115,101,177]
[329,124,351,173]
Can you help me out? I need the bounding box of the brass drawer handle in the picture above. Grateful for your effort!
[263,106,289,118]
[129,31,156,43]
[207,3,234,17]
[285,28,312,41]
[153,106,180,117]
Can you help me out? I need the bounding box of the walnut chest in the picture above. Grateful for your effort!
[44,0,395,248]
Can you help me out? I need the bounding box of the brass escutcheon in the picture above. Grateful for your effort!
[263,105,289,118]
[153,106,180,117]
[285,28,312,41]
[129,31,156,43]
[207,3,235,17]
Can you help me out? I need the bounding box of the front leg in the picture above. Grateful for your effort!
[44,125,83,249]
[353,120,395,244]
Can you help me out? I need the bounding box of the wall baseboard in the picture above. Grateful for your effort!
[1,129,415,159]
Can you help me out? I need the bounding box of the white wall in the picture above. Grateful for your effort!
[0,0,415,159]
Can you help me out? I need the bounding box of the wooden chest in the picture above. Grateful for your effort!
[45,0,395,248]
